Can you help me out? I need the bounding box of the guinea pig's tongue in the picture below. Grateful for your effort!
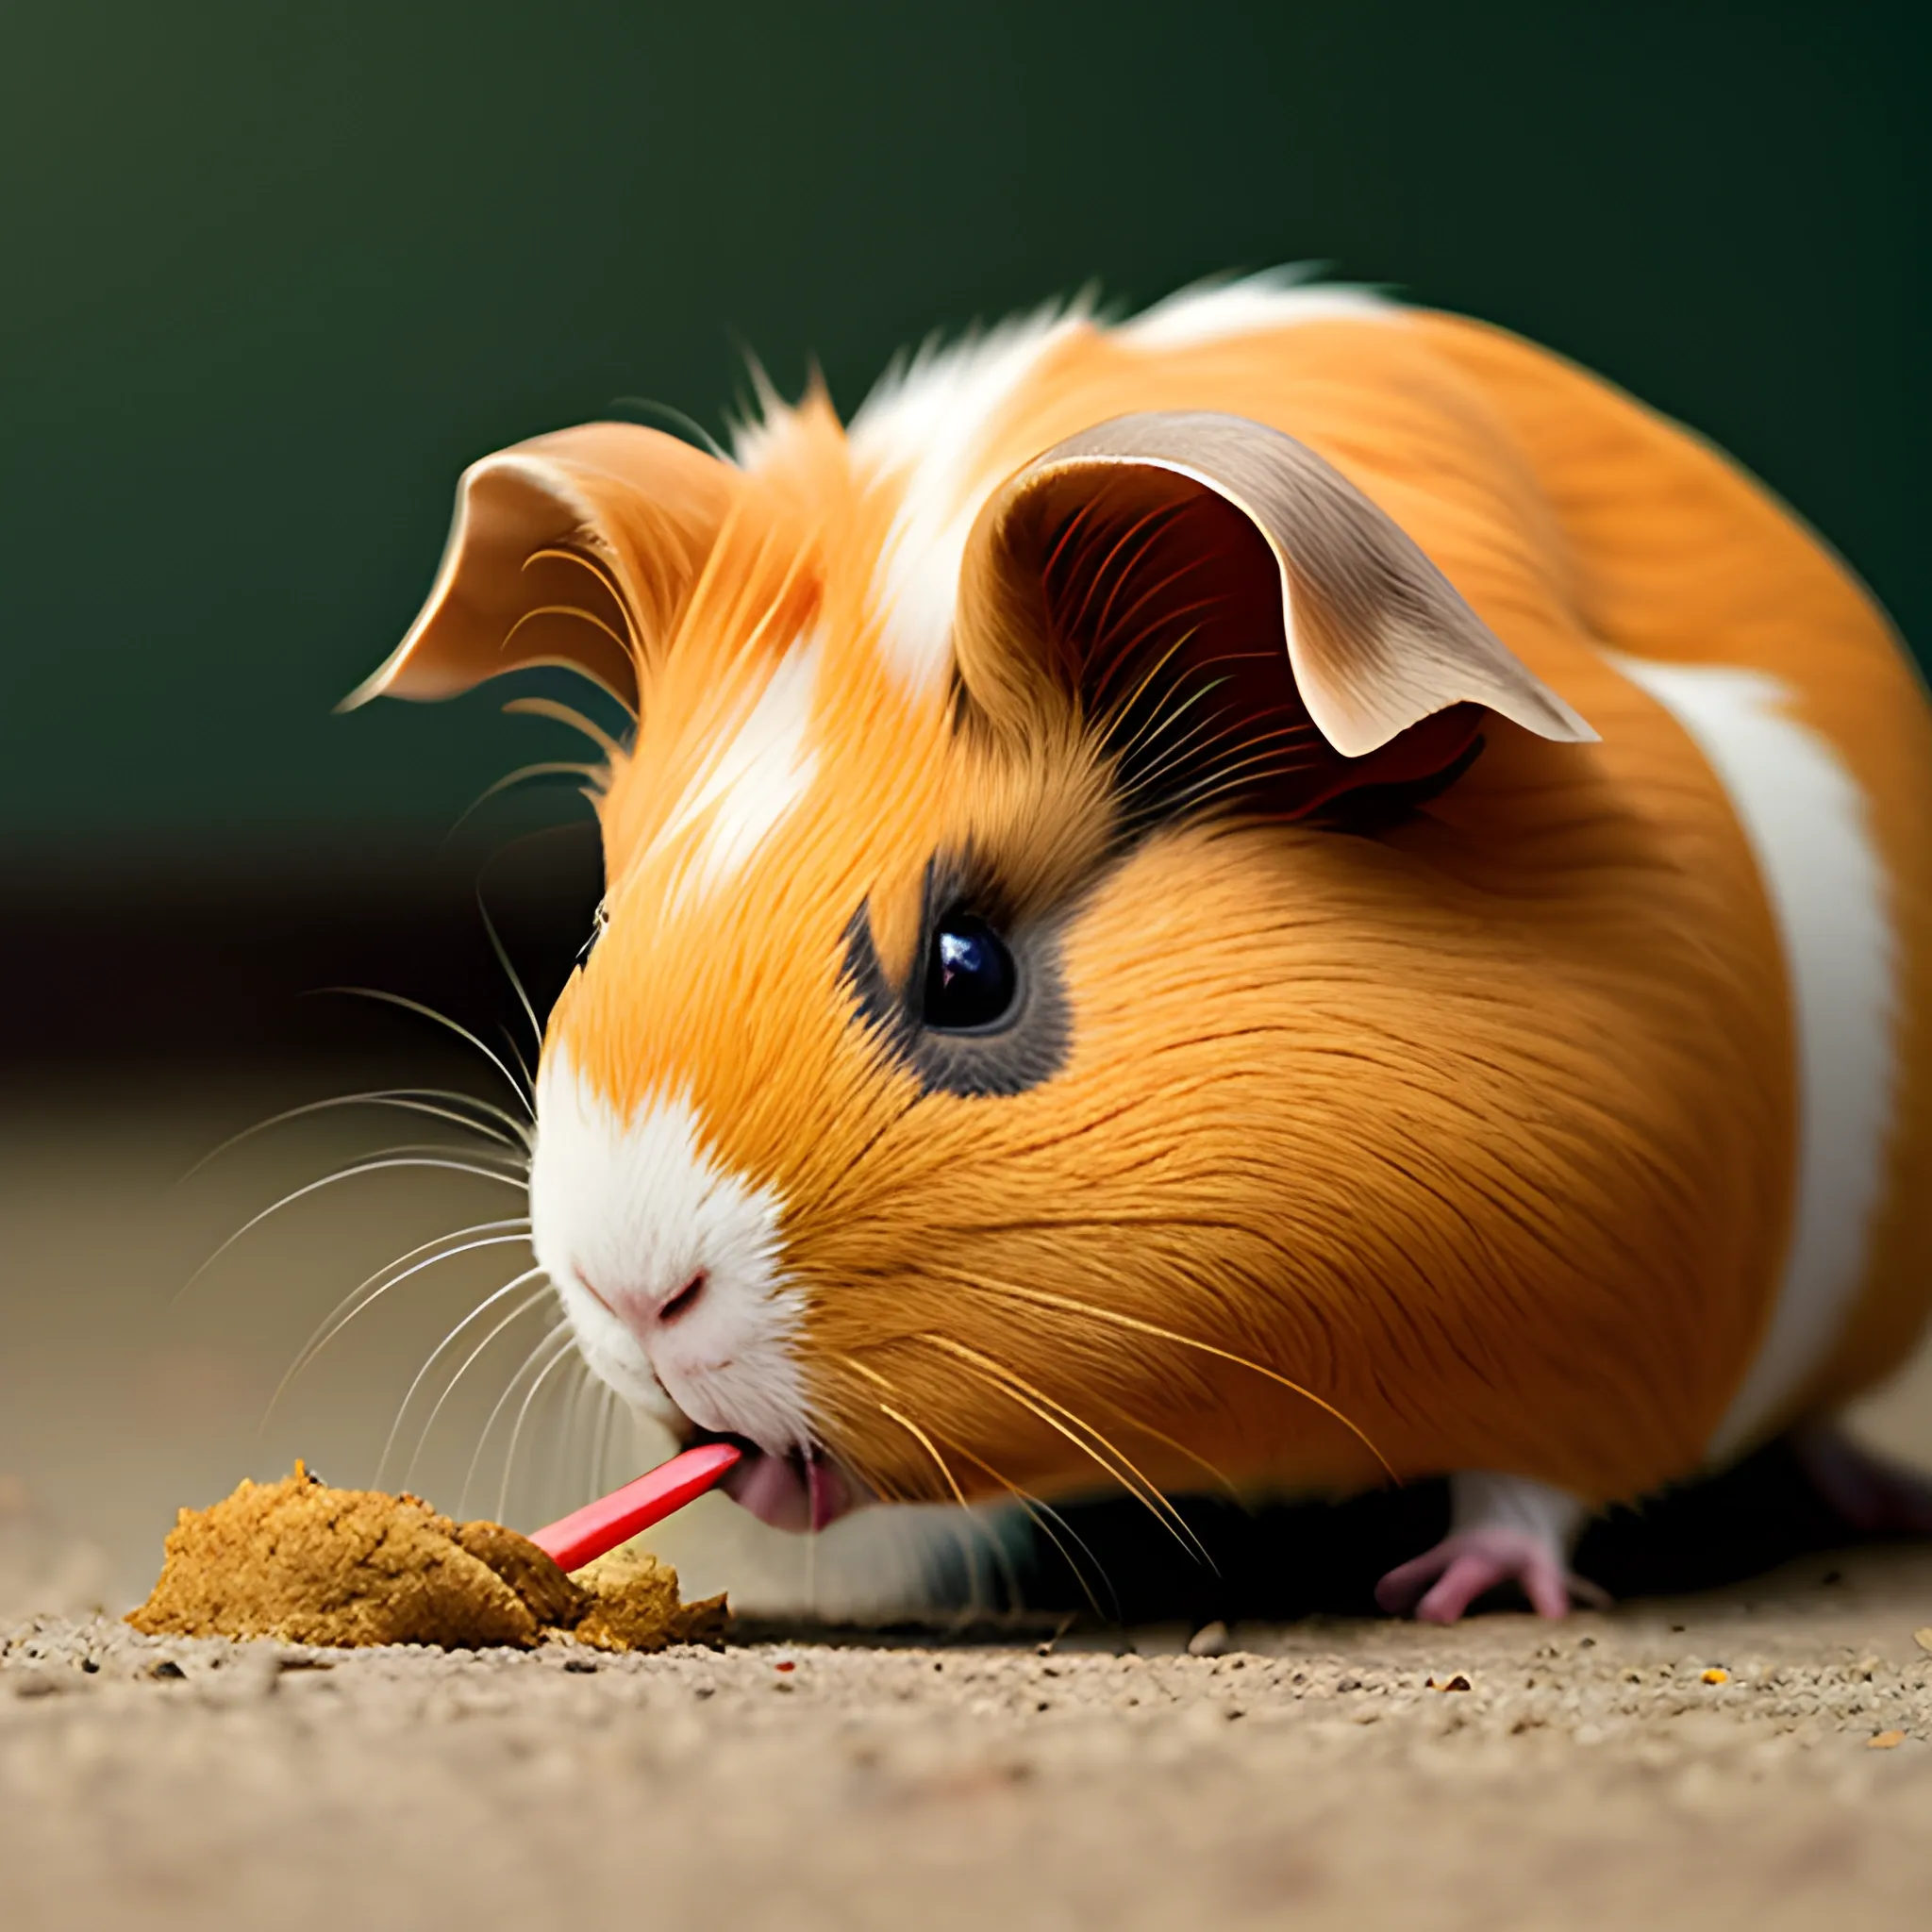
[721,1445,856,1534]
[523,1437,856,1568]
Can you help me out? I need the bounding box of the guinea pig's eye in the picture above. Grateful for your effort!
[922,913,1017,1032]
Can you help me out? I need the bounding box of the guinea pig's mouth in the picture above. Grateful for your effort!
[691,1431,862,1534]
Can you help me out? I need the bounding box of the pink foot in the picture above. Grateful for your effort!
[1793,1424,1932,1537]
[1375,1527,1610,1624]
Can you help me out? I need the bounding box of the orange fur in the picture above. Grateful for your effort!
[375,297,1932,1516]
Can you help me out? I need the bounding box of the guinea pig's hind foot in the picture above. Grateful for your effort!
[1374,1473,1608,1624]
[1792,1423,1932,1538]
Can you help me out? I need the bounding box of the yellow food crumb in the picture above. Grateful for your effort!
[1700,1668,1729,1685]
[126,1463,727,1653]
[1868,1730,1907,1751]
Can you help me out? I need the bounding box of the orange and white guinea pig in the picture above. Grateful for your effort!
[351,272,1932,1622]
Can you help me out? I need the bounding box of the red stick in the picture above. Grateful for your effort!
[527,1441,742,1573]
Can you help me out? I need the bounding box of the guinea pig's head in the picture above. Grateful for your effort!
[356,404,1592,1531]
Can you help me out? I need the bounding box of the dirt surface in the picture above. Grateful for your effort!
[8,1091,1932,1926]
[3,1546,1929,1931]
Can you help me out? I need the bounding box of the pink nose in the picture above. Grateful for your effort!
[658,1271,708,1324]
[579,1269,708,1328]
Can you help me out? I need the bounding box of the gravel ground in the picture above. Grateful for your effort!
[4,1546,1930,1932]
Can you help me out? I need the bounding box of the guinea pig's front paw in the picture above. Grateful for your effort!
[1374,1528,1609,1624]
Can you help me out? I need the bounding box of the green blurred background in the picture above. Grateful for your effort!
[2,0,1924,858]
[3,0,1930,1611]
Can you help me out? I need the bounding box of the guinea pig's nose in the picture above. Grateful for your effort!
[577,1267,708,1329]
[657,1270,708,1325]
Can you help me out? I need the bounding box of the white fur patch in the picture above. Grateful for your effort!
[1607,655,1898,1458]
[651,635,823,906]
[1117,266,1392,348]
[1449,1472,1585,1552]
[529,1058,812,1454]
[848,271,1395,703]
[852,297,1097,700]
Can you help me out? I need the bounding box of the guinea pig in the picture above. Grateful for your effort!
[348,270,1932,1622]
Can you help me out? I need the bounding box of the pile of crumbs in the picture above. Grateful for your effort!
[125,1463,726,1653]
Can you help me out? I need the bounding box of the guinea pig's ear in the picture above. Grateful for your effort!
[341,425,738,713]
[954,410,1594,821]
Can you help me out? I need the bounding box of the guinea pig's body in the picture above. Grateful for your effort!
[357,275,1932,1618]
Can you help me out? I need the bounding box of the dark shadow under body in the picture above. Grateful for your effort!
[986,1436,1904,1624]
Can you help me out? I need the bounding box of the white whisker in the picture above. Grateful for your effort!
[919,1336,1218,1574]
[591,1383,619,1496]
[178,1091,527,1186]
[477,891,544,1063]
[498,1024,536,1099]
[1005,1492,1114,1621]
[457,1316,575,1518]
[495,1334,583,1523]
[267,1138,526,1177]
[179,1157,531,1303]
[376,1269,548,1487]
[398,1280,554,1491]
[316,987,536,1116]
[549,1355,594,1519]
[918,1420,1117,1621]
[261,1222,534,1431]
[941,1507,1025,1616]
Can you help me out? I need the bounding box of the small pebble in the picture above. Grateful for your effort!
[1186,1622,1231,1659]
